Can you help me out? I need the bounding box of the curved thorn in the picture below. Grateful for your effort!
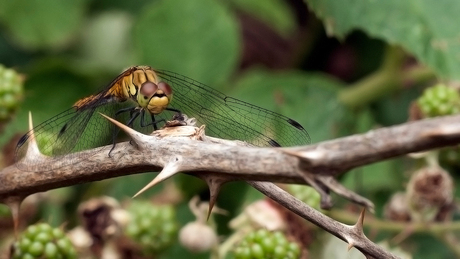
[347,242,355,251]
[133,158,181,198]
[199,174,228,221]
[356,208,366,230]
[24,112,41,157]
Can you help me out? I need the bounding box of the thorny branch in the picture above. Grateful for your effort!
[1,114,460,258]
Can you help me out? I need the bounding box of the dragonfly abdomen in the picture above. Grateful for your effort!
[73,92,126,111]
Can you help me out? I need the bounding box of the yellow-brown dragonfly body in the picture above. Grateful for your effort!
[74,66,172,115]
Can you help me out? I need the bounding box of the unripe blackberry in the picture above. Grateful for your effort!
[11,223,77,259]
[0,65,23,123]
[287,185,321,211]
[232,229,300,259]
[406,166,454,222]
[125,201,178,253]
[417,84,460,117]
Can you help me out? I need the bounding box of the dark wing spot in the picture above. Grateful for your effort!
[58,123,68,137]
[268,139,281,147]
[287,118,305,130]
[17,133,30,148]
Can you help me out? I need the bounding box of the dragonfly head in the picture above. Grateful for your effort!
[138,81,172,114]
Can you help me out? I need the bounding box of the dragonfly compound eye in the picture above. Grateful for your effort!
[158,81,172,96]
[139,81,172,114]
[140,81,158,99]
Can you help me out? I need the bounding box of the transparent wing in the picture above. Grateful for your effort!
[15,101,157,171]
[155,70,311,147]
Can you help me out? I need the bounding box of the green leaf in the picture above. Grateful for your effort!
[90,0,155,15]
[341,160,401,193]
[230,68,351,142]
[0,66,89,146]
[133,0,240,86]
[306,0,460,80]
[73,11,135,75]
[229,0,296,36]
[373,86,422,126]
[0,0,87,50]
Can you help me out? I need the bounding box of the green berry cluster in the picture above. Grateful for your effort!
[417,84,460,117]
[125,201,178,254]
[11,223,77,259]
[0,64,22,122]
[288,185,321,211]
[232,229,301,259]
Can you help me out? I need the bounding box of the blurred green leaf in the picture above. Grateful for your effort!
[89,0,155,14]
[0,66,89,145]
[231,69,351,142]
[306,0,460,80]
[73,11,135,75]
[0,0,87,50]
[174,174,209,199]
[373,86,422,126]
[411,234,456,259]
[341,160,402,193]
[353,107,375,133]
[318,235,367,259]
[229,0,296,36]
[133,0,240,86]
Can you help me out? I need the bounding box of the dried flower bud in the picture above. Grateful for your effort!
[77,197,126,241]
[67,227,93,257]
[229,200,285,232]
[383,192,411,222]
[406,166,454,222]
[179,221,218,253]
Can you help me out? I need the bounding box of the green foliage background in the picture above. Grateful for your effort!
[0,0,459,258]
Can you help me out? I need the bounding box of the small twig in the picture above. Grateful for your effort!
[339,45,435,108]
[329,209,460,234]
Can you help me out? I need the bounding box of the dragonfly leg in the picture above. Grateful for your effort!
[108,107,139,157]
[115,106,136,117]
[139,111,165,131]
[126,110,141,127]
[152,114,158,131]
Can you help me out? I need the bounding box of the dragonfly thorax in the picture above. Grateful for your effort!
[136,81,172,115]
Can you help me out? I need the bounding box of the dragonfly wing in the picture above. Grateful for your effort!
[15,108,95,170]
[155,70,311,147]
[15,102,140,171]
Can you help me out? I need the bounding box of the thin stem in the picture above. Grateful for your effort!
[329,209,460,234]
[338,45,436,108]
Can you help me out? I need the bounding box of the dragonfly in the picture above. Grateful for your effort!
[15,66,311,171]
